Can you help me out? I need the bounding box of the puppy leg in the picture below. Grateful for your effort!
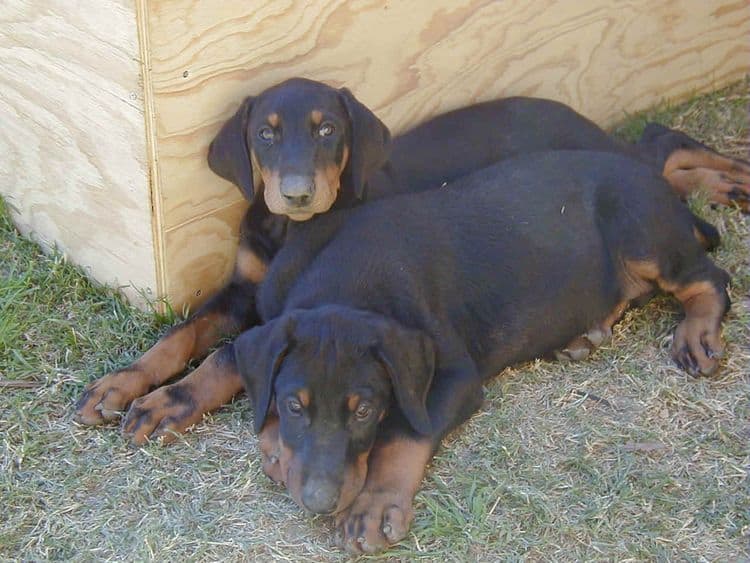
[554,301,629,361]
[336,435,432,554]
[639,125,750,210]
[121,344,244,445]
[664,149,750,210]
[75,265,261,426]
[337,361,484,554]
[667,273,730,376]
[625,257,730,376]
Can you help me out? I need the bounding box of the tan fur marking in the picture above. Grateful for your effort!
[76,306,241,426]
[258,415,284,484]
[311,161,343,212]
[693,225,710,249]
[669,280,726,375]
[122,349,244,445]
[336,436,433,551]
[135,323,199,380]
[621,259,660,300]
[235,247,268,283]
[267,113,279,127]
[280,437,370,515]
[297,389,310,409]
[310,110,323,125]
[347,394,361,413]
[262,145,350,218]
[673,280,716,305]
[663,148,750,207]
[366,437,432,490]
[603,301,629,329]
[663,149,740,177]
[249,150,263,192]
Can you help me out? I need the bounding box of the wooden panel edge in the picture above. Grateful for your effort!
[136,0,167,313]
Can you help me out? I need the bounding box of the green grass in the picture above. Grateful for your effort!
[1,79,749,561]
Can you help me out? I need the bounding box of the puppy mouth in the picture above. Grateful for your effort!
[285,210,316,221]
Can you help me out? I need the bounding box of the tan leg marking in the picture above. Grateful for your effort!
[670,281,727,376]
[555,301,629,362]
[337,436,432,554]
[75,312,230,426]
[663,149,750,210]
[624,260,726,375]
[121,348,244,445]
[235,247,268,284]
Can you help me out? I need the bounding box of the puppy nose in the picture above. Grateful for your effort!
[282,192,312,206]
[301,478,339,514]
[280,176,314,207]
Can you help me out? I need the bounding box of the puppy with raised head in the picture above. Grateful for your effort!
[226,150,730,553]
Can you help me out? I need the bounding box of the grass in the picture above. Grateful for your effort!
[1,79,749,561]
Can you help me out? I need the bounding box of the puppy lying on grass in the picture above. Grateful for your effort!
[225,150,730,553]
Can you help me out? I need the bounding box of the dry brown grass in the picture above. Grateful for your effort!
[1,79,748,561]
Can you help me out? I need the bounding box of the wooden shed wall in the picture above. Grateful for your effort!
[148,0,749,311]
[2,1,748,311]
[0,1,156,305]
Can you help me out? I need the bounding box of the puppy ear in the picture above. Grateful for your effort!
[373,323,434,436]
[338,88,391,200]
[208,96,257,201]
[233,316,295,432]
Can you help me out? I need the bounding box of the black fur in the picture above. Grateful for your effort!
[234,150,730,516]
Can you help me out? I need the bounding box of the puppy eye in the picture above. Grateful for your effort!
[354,403,372,421]
[317,122,335,137]
[258,126,275,142]
[287,398,303,415]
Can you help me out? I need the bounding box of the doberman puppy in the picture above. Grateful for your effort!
[74,78,749,443]
[223,150,728,553]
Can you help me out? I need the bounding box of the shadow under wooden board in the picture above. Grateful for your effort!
[2,0,748,310]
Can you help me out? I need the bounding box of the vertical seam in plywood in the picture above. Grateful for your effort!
[135,0,167,313]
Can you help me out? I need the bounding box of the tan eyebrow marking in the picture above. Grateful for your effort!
[298,389,310,408]
[267,113,279,127]
[347,394,360,412]
[311,110,323,125]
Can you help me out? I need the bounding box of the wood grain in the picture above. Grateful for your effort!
[146,0,749,309]
[3,1,747,310]
[0,0,156,305]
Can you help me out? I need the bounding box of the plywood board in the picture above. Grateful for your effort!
[0,0,156,305]
[145,0,749,310]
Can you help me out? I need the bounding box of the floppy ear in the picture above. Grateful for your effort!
[338,88,391,200]
[233,316,295,432]
[373,322,435,436]
[208,96,257,201]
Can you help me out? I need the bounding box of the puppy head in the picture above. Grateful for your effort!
[233,305,434,514]
[208,78,391,220]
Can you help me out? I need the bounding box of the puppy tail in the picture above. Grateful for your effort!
[691,213,721,252]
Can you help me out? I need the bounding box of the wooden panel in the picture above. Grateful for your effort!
[147,0,749,308]
[163,200,248,313]
[0,1,156,306]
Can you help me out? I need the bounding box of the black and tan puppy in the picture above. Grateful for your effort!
[221,150,729,553]
[75,78,747,444]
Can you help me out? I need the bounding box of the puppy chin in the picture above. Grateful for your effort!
[286,211,315,221]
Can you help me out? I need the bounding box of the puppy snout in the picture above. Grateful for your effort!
[301,477,340,514]
[280,175,315,207]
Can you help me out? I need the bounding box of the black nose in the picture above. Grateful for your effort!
[280,175,315,207]
[301,478,339,514]
[282,192,312,207]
